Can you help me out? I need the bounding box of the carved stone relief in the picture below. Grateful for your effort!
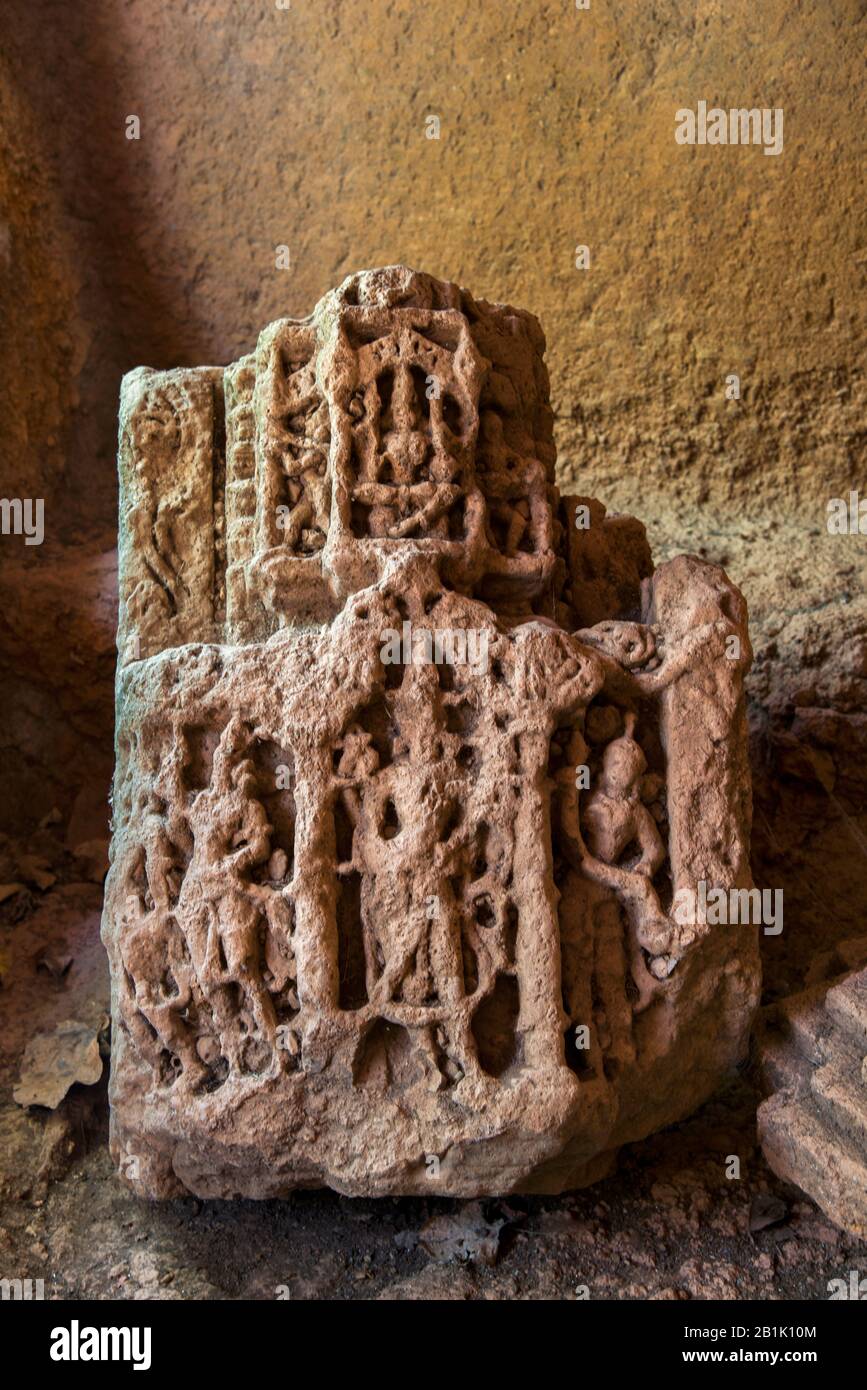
[105,267,760,1197]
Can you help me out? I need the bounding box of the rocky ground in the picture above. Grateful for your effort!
[3,1071,866,1302]
[1,509,865,1300]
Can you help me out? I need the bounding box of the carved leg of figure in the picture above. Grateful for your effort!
[118,961,165,1070]
[363,913,384,999]
[560,820,673,956]
[428,898,462,1007]
[282,498,312,549]
[615,874,674,956]
[204,987,246,1073]
[261,891,295,994]
[624,931,665,1015]
[414,1024,448,1091]
[371,942,415,1007]
[177,898,246,1073]
[179,900,214,986]
[444,1017,485,1088]
[369,502,397,536]
[121,924,210,1088]
[593,896,639,1065]
[219,897,279,1062]
[139,992,208,1089]
[428,899,484,1083]
[370,883,423,1007]
[400,930,430,1006]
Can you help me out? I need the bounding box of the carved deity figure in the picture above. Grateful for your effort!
[557,711,685,1005]
[338,666,485,1087]
[118,788,205,1087]
[176,717,292,1076]
[347,325,472,541]
[123,388,186,641]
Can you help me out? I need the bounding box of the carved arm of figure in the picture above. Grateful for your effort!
[333,728,380,869]
[633,801,667,878]
[573,618,731,701]
[630,618,731,695]
[386,483,461,538]
[259,890,296,995]
[228,801,272,874]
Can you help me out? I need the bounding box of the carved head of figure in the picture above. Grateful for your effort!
[336,726,380,780]
[577,620,656,669]
[599,713,647,800]
[127,387,182,475]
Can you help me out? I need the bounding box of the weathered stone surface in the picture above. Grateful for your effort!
[103,267,759,1198]
[756,944,867,1238]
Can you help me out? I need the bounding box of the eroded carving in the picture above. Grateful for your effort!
[104,267,760,1198]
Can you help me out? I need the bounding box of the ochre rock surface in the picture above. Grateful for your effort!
[103,267,760,1197]
[4,2,863,536]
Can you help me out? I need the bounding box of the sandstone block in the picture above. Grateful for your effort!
[103,268,759,1197]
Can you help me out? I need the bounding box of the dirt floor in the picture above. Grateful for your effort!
[2,510,865,1301]
[4,1072,866,1302]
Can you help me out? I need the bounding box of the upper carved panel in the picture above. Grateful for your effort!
[117,268,566,657]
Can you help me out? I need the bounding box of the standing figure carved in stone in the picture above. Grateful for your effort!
[177,716,286,1073]
[118,746,205,1087]
[125,387,186,614]
[557,715,682,1004]
[348,665,484,1086]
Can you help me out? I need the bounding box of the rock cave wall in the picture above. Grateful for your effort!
[0,0,865,1014]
